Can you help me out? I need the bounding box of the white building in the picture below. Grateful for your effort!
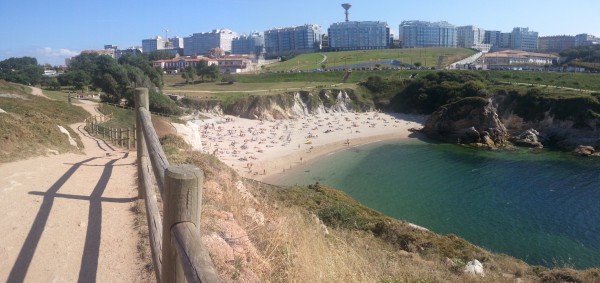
[183,29,238,56]
[328,21,390,51]
[142,37,167,53]
[457,25,490,52]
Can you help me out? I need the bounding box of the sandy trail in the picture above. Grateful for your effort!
[0,100,146,282]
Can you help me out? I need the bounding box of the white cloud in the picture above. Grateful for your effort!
[33,47,79,65]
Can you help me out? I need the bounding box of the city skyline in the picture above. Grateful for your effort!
[1,0,599,65]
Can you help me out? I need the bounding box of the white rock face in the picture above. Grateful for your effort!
[172,121,203,151]
[57,125,78,148]
[464,259,485,277]
[0,107,6,113]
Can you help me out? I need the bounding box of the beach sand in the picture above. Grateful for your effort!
[190,112,426,182]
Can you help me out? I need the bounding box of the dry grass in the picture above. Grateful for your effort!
[158,133,600,283]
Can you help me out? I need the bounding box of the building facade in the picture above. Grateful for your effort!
[327,21,390,51]
[152,57,218,71]
[481,50,556,70]
[511,27,538,52]
[183,29,238,56]
[575,33,600,46]
[456,25,490,51]
[538,35,575,53]
[169,37,184,49]
[264,24,321,58]
[232,33,265,56]
[142,37,167,53]
[400,21,456,48]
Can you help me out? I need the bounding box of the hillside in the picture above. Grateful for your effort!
[0,80,89,162]
[262,48,477,72]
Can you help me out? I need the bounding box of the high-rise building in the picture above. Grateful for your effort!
[484,30,502,46]
[142,37,167,53]
[399,21,456,48]
[575,33,600,46]
[456,25,488,50]
[511,27,538,52]
[538,35,575,52]
[264,24,321,58]
[232,33,265,56]
[169,37,184,49]
[183,29,238,56]
[327,21,390,51]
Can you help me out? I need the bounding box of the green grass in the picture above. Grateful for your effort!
[0,80,89,162]
[485,71,600,92]
[97,104,136,129]
[263,48,477,71]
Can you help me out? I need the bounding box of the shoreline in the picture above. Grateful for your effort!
[185,111,425,183]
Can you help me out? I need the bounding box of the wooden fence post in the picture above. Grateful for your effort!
[119,128,123,147]
[135,88,149,199]
[162,165,204,283]
[127,128,131,150]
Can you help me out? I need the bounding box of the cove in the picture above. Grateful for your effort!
[268,138,600,269]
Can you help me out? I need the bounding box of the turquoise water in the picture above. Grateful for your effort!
[268,138,600,269]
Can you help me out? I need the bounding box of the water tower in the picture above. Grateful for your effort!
[342,3,352,22]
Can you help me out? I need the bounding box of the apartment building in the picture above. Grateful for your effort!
[263,24,321,58]
[183,29,238,56]
[400,21,456,48]
[457,25,490,51]
[328,21,390,51]
[231,33,265,56]
[538,35,575,53]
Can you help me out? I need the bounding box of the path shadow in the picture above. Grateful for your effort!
[7,157,98,283]
[76,125,115,152]
[7,152,132,283]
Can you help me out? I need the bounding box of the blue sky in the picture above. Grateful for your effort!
[1,0,599,66]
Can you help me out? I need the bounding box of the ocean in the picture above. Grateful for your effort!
[267,138,600,269]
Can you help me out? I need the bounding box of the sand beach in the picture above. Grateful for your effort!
[184,112,425,182]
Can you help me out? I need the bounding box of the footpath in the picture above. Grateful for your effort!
[0,99,146,282]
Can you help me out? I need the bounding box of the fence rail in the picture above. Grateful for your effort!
[84,113,135,149]
[134,88,219,283]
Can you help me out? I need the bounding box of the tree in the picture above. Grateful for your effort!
[148,50,176,61]
[0,57,43,85]
[196,60,219,81]
[183,65,196,84]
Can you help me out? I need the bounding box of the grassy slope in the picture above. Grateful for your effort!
[485,71,600,92]
[263,48,477,71]
[0,80,89,162]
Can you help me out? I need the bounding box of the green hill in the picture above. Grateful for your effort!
[262,48,477,72]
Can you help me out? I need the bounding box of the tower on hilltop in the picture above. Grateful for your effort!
[342,3,352,22]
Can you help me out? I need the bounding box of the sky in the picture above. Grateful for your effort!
[1,0,599,66]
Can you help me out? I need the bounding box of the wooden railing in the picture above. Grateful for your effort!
[134,88,219,283]
[85,113,135,149]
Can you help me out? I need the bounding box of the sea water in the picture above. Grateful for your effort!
[268,138,600,269]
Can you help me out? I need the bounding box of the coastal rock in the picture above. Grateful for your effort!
[511,128,543,148]
[464,259,485,277]
[573,145,595,156]
[422,97,507,147]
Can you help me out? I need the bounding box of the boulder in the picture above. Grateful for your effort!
[464,259,485,277]
[573,145,595,156]
[512,128,543,148]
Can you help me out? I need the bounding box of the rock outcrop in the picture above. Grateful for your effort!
[464,259,485,277]
[225,90,374,120]
[422,97,507,147]
[511,129,543,148]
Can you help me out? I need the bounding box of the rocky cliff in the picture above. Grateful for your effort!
[422,97,508,148]
[422,93,600,155]
[227,89,374,120]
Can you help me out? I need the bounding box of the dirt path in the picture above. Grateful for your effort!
[0,100,147,282]
[29,86,49,99]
